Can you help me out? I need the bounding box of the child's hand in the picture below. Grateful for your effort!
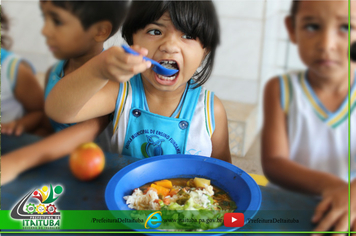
[96,45,151,83]
[1,120,25,136]
[311,182,351,236]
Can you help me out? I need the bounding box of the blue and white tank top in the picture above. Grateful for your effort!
[1,48,35,123]
[279,71,356,181]
[111,74,215,158]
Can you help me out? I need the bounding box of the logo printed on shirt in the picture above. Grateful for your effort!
[142,135,165,157]
[125,129,181,157]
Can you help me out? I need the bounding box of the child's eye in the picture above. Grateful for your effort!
[340,24,349,33]
[53,18,63,26]
[147,29,162,36]
[182,35,193,40]
[304,23,320,32]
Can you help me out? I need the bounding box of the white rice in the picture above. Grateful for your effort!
[202,185,214,196]
[123,189,160,210]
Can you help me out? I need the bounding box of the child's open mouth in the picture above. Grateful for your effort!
[156,60,179,81]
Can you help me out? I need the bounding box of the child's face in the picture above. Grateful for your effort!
[286,0,355,80]
[132,12,206,93]
[40,1,97,60]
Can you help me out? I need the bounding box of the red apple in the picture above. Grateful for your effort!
[69,142,105,181]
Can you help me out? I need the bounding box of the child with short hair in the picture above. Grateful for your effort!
[40,0,127,132]
[261,0,355,233]
[45,1,231,163]
[1,8,48,154]
[1,0,128,185]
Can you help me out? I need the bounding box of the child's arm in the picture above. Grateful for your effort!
[45,46,151,124]
[1,115,109,185]
[1,62,45,136]
[35,66,56,136]
[211,96,231,163]
[261,77,345,195]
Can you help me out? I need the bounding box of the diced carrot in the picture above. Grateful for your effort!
[163,198,171,205]
[150,184,170,197]
[168,189,179,197]
[154,180,173,189]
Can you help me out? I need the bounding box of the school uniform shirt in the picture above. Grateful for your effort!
[111,74,215,158]
[279,70,356,182]
[1,48,35,123]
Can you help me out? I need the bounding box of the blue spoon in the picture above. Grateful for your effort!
[122,45,179,76]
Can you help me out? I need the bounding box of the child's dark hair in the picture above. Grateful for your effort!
[1,8,12,50]
[122,1,220,87]
[290,0,299,26]
[41,1,128,38]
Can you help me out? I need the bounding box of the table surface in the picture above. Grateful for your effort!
[1,153,319,234]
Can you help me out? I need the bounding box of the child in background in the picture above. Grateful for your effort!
[41,0,126,133]
[262,0,355,233]
[45,1,231,162]
[40,0,128,151]
[1,0,128,185]
[1,8,49,154]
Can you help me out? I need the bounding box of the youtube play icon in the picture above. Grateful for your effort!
[224,213,244,227]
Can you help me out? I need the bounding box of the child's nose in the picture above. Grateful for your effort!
[41,22,51,37]
[318,30,336,52]
[159,35,180,54]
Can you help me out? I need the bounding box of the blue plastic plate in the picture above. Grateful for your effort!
[105,154,261,235]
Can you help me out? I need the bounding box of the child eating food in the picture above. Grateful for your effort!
[45,1,231,163]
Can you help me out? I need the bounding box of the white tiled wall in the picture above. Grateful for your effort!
[211,18,263,81]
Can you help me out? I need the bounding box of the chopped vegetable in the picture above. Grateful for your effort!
[154,199,165,208]
[150,184,170,197]
[176,193,190,205]
[193,177,211,188]
[154,179,173,189]
[186,179,195,187]
[168,189,179,197]
[163,197,171,205]
[177,189,185,195]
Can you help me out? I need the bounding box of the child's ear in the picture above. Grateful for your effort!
[93,21,113,42]
[285,16,297,44]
